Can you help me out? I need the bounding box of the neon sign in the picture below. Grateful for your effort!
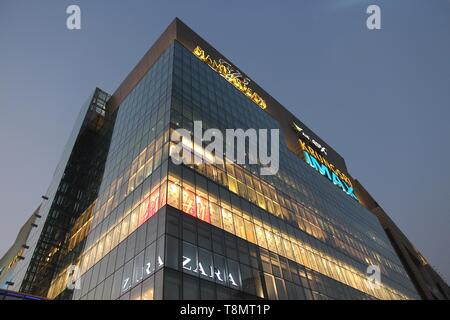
[193,46,267,110]
[293,123,359,202]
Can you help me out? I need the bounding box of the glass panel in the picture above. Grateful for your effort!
[198,248,213,281]
[143,242,156,278]
[233,215,246,240]
[122,260,133,293]
[182,188,196,217]
[227,259,241,289]
[196,195,210,223]
[167,181,181,209]
[221,208,234,234]
[141,276,154,300]
[209,202,222,228]
[133,250,145,285]
[182,241,198,276]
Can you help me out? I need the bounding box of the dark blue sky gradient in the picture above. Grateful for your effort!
[0,0,449,282]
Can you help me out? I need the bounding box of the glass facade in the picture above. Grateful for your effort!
[38,41,420,300]
[1,12,428,299]
[14,88,111,297]
[5,17,449,301]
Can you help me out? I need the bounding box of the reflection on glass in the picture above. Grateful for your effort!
[141,277,154,300]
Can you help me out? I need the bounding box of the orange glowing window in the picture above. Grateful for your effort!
[196,196,210,223]
[141,189,160,224]
[167,181,181,209]
[182,188,196,217]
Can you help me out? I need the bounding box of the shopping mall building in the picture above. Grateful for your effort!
[1,18,449,300]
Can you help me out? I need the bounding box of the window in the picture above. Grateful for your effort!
[130,207,139,234]
[244,219,256,244]
[198,248,213,281]
[141,276,154,300]
[183,275,200,299]
[196,195,210,223]
[143,243,156,278]
[182,188,196,217]
[133,251,145,286]
[213,254,227,286]
[254,225,268,249]
[182,241,198,276]
[165,235,179,270]
[227,259,241,289]
[119,215,130,243]
[233,215,246,240]
[141,188,160,224]
[130,283,142,300]
[139,197,150,226]
[221,208,235,235]
[111,267,124,300]
[209,202,222,228]
[264,273,278,300]
[167,181,181,209]
[122,260,133,293]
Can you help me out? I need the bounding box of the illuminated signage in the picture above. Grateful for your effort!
[122,255,164,293]
[182,242,241,289]
[293,122,327,155]
[193,46,267,110]
[182,255,239,287]
[293,123,359,202]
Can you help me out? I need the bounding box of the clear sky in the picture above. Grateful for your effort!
[1,0,449,283]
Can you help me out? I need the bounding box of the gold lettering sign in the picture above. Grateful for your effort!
[299,139,353,188]
[193,46,267,110]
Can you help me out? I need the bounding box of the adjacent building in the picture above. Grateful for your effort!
[2,18,448,300]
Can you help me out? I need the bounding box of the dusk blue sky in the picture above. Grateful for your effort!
[1,0,449,283]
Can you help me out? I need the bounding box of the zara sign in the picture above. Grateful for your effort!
[181,246,241,289]
[182,255,238,287]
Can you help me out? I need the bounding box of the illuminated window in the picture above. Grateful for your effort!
[112,224,121,249]
[266,199,274,214]
[256,193,266,210]
[119,215,130,242]
[283,239,294,261]
[104,232,112,254]
[221,208,235,234]
[254,225,268,249]
[167,181,181,209]
[130,207,139,233]
[247,188,257,204]
[139,197,150,225]
[128,174,136,194]
[206,165,217,181]
[142,188,161,223]
[136,166,145,186]
[253,179,262,193]
[209,202,222,228]
[182,188,196,217]
[238,181,248,198]
[196,196,210,223]
[244,219,257,244]
[233,215,246,240]
[227,175,238,194]
[154,149,162,169]
[142,277,154,300]
[159,181,167,208]
[265,230,278,253]
[273,234,285,256]
[145,157,153,178]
